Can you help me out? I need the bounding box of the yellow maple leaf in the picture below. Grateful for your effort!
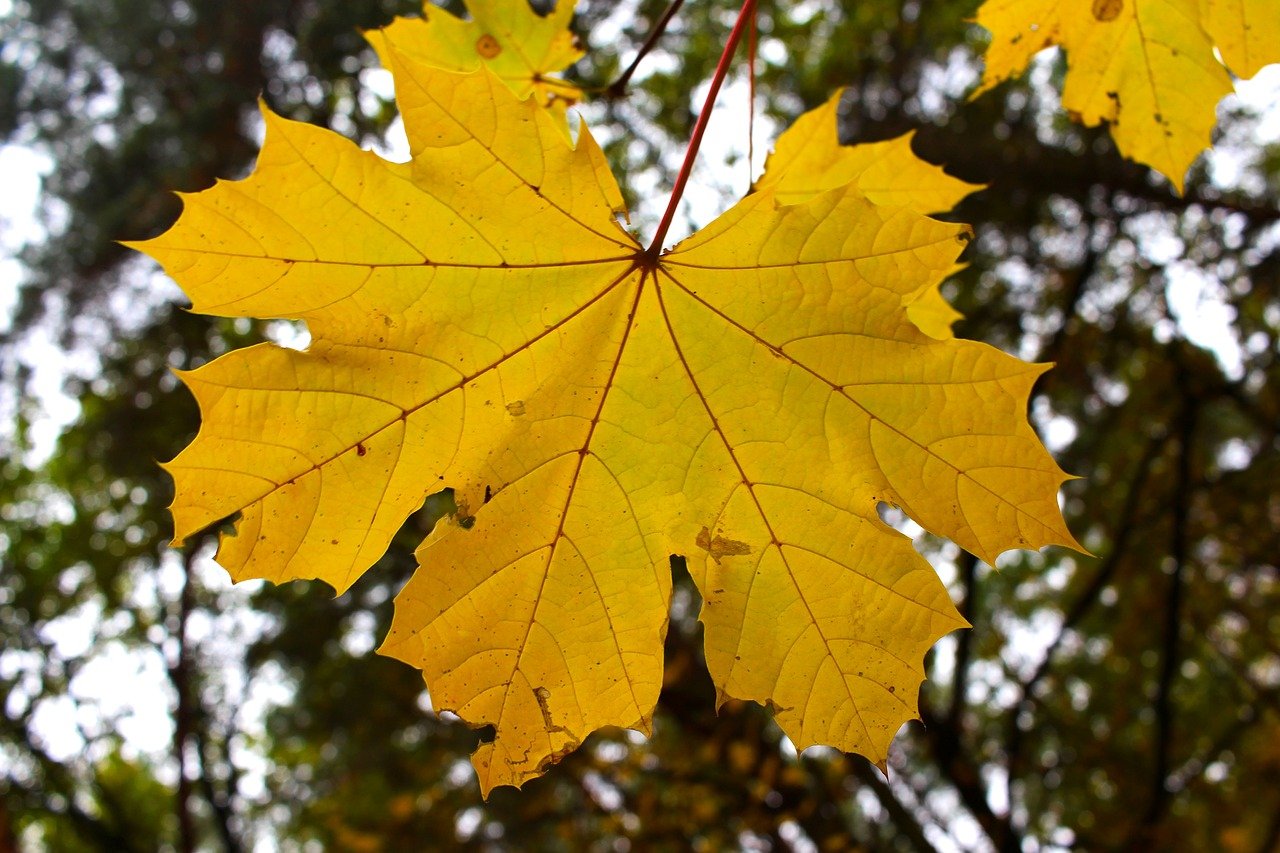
[974,0,1278,192]
[130,39,1079,794]
[372,0,583,113]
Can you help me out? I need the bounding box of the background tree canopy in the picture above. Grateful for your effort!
[2,0,1278,849]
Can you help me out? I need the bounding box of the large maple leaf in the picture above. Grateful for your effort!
[132,38,1079,792]
[974,0,1279,191]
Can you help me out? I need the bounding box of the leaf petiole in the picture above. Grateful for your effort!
[646,0,757,258]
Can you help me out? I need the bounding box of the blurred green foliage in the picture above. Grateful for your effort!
[2,1,1278,850]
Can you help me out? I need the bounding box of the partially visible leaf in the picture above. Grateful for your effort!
[371,0,583,112]
[974,0,1278,191]
[1199,0,1280,78]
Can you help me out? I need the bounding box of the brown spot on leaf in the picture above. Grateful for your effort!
[505,400,526,416]
[476,34,502,58]
[1091,0,1123,21]
[355,442,367,456]
[696,526,752,564]
[534,686,571,736]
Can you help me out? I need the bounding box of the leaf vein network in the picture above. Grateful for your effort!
[389,52,636,249]
[661,270,1048,528]
[651,271,878,750]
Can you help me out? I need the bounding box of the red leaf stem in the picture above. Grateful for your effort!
[646,0,758,258]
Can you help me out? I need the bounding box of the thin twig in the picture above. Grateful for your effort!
[919,702,1019,850]
[171,550,197,853]
[195,721,244,853]
[946,552,980,736]
[1142,344,1198,829]
[1002,426,1168,819]
[847,757,939,853]
[604,0,688,100]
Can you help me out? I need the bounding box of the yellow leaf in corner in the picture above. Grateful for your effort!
[974,0,1235,192]
[1199,0,1280,79]
[131,40,1080,793]
[371,0,584,112]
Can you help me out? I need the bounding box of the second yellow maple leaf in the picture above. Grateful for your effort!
[975,0,1279,191]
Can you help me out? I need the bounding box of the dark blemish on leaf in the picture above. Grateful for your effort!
[506,400,526,416]
[330,539,338,545]
[356,442,367,456]
[534,686,572,736]
[475,33,502,58]
[534,686,554,725]
[455,498,475,529]
[1091,0,1122,22]
[484,485,492,504]
[888,686,896,694]
[696,526,752,564]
